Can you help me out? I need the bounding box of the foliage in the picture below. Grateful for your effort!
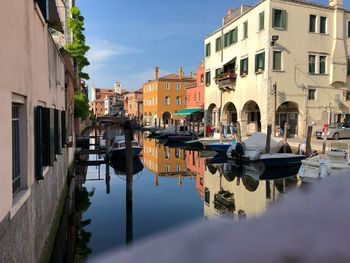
[74,91,90,120]
[65,7,90,80]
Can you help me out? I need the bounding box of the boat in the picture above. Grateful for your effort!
[109,136,143,161]
[208,141,237,153]
[167,134,196,142]
[214,190,235,210]
[298,151,350,183]
[259,153,305,167]
[198,133,234,146]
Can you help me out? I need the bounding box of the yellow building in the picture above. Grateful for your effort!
[143,67,196,125]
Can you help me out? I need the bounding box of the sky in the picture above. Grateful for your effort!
[77,0,350,98]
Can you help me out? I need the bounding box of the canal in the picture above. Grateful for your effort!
[52,129,302,262]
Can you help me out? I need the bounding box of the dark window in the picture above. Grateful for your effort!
[273,51,282,70]
[255,52,265,72]
[240,58,249,76]
[61,111,66,147]
[347,58,350,76]
[346,92,350,101]
[309,55,316,74]
[205,71,211,86]
[272,9,287,29]
[36,0,48,21]
[259,12,265,31]
[215,68,223,77]
[12,104,21,195]
[204,187,210,204]
[319,55,327,74]
[215,37,222,52]
[205,43,211,57]
[348,21,350,37]
[320,16,327,34]
[309,15,316,32]
[308,89,316,100]
[243,21,248,39]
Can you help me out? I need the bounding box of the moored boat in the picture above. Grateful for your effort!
[109,136,143,161]
[208,141,237,153]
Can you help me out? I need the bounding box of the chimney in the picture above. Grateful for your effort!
[190,72,193,78]
[329,0,343,8]
[155,66,159,80]
[179,66,183,80]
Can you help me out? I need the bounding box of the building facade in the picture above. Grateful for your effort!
[205,0,350,137]
[143,67,196,126]
[0,0,74,262]
[124,88,143,120]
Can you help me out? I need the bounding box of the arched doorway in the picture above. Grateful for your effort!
[222,102,237,124]
[242,101,261,135]
[276,101,299,137]
[162,112,171,125]
[207,103,219,126]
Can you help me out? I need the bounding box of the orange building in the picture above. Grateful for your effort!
[143,67,195,126]
[124,88,143,119]
[185,151,206,197]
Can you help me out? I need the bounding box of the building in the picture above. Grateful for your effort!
[177,62,205,122]
[0,0,74,261]
[204,0,350,138]
[143,67,196,126]
[124,88,143,120]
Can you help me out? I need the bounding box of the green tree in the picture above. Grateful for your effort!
[65,7,90,80]
[74,91,90,119]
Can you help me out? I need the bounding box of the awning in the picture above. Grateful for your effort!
[174,108,203,116]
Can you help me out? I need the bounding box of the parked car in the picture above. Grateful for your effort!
[316,123,350,140]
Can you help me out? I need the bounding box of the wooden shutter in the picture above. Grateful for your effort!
[34,106,44,181]
[282,10,287,30]
[61,110,66,147]
[49,108,55,165]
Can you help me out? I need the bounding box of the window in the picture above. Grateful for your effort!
[176,83,180,90]
[259,11,265,31]
[273,51,282,70]
[164,165,170,172]
[319,55,327,74]
[205,71,211,86]
[309,15,316,32]
[200,74,204,83]
[165,147,170,160]
[165,96,170,105]
[176,96,181,105]
[308,89,316,100]
[347,58,350,76]
[348,21,350,37]
[205,43,211,57]
[243,21,248,39]
[176,164,180,172]
[320,16,327,34]
[165,82,170,90]
[224,32,230,48]
[240,57,249,76]
[346,92,350,101]
[215,68,222,77]
[12,104,21,195]
[204,187,210,204]
[232,27,238,43]
[272,9,287,30]
[309,55,316,74]
[175,148,180,158]
[215,37,222,52]
[255,52,265,72]
[194,93,197,102]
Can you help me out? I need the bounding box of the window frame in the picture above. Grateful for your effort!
[273,50,283,71]
[240,57,249,76]
[215,37,222,52]
[258,11,265,31]
[272,8,287,30]
[308,89,316,101]
[205,71,211,86]
[319,16,327,34]
[319,55,327,75]
[255,51,265,73]
[243,21,248,39]
[309,14,317,33]
[205,43,211,57]
[308,54,317,74]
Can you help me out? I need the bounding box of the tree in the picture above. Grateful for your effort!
[74,91,90,119]
[65,7,90,80]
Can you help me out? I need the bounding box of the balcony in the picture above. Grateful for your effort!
[214,71,237,91]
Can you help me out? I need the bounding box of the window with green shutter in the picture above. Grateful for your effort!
[347,58,350,76]
[240,58,249,76]
[273,51,282,71]
[215,68,223,77]
[243,21,248,39]
[232,27,238,43]
[259,12,265,31]
[34,106,44,180]
[272,9,287,30]
[49,108,55,165]
[224,32,230,48]
[205,43,211,57]
[215,37,222,52]
[205,71,211,86]
[309,15,316,32]
[320,16,327,34]
[61,111,66,148]
[255,52,265,72]
[309,55,316,74]
[319,55,326,74]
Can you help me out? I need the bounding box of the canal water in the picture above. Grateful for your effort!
[53,129,302,262]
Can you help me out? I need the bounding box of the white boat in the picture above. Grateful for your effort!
[199,133,234,146]
[298,151,350,183]
[109,136,143,161]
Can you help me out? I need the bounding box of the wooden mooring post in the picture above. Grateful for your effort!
[305,126,313,157]
[124,121,134,244]
[283,122,288,153]
[236,122,241,142]
[265,124,272,154]
[322,127,328,154]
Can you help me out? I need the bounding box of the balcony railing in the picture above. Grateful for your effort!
[214,71,237,91]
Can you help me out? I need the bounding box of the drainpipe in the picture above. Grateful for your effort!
[265,0,272,134]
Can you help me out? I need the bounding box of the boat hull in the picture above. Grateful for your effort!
[110,147,143,160]
[260,155,305,167]
[208,142,236,153]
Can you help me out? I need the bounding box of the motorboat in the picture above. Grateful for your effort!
[208,141,237,153]
[109,136,143,161]
[259,153,305,167]
[199,133,234,146]
[298,151,350,183]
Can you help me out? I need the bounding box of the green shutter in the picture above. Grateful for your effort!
[49,108,55,165]
[255,54,259,72]
[262,52,265,70]
[272,9,276,28]
[282,10,287,30]
[61,111,66,147]
[224,33,229,47]
[34,106,44,181]
[42,107,51,166]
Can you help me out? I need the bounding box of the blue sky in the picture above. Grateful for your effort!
[77,0,349,97]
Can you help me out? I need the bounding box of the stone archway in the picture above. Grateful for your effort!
[242,100,261,135]
[276,101,299,137]
[222,102,237,124]
[162,111,171,125]
[207,103,219,126]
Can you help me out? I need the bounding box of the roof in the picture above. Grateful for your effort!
[159,74,195,81]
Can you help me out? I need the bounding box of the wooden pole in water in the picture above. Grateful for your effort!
[154,175,159,187]
[105,155,110,194]
[124,121,133,245]
[197,121,200,135]
[283,122,288,153]
[175,120,178,134]
[305,126,313,157]
[220,123,223,143]
[236,122,241,142]
[322,127,328,154]
[265,124,272,154]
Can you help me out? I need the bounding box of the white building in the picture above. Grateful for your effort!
[204,0,350,138]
